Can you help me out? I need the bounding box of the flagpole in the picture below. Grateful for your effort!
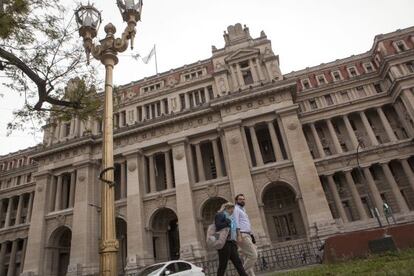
[154,44,158,74]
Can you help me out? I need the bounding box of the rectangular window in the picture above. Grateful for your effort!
[325,94,334,106]
[180,94,185,110]
[395,41,407,52]
[332,71,341,81]
[242,69,254,85]
[208,86,214,100]
[97,120,103,133]
[309,99,318,110]
[64,123,71,137]
[164,99,169,114]
[317,75,326,85]
[406,61,414,73]
[348,67,358,77]
[156,102,161,117]
[374,83,382,93]
[302,79,311,89]
[364,63,374,73]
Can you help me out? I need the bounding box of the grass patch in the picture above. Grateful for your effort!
[273,248,414,276]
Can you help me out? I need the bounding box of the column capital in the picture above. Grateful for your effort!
[359,163,373,169]
[32,170,53,178]
[343,168,354,173]
[122,149,143,158]
[72,160,98,169]
[168,137,189,146]
[379,160,391,166]
[219,119,242,130]
[275,104,299,116]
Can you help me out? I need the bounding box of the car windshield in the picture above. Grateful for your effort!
[138,264,165,276]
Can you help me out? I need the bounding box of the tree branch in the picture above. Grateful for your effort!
[0,46,82,110]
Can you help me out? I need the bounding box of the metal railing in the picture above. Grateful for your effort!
[195,240,323,276]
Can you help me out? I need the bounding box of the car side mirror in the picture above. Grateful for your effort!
[164,270,171,275]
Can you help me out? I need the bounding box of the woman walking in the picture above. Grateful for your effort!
[215,202,248,276]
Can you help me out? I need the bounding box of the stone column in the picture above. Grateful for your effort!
[22,172,52,275]
[326,119,343,154]
[4,197,13,228]
[125,151,151,270]
[194,143,206,182]
[277,106,337,236]
[20,238,28,275]
[221,121,270,246]
[361,166,384,215]
[0,242,6,276]
[230,65,239,88]
[165,151,173,189]
[236,63,244,86]
[342,115,359,149]
[67,161,100,276]
[184,93,190,109]
[75,117,80,137]
[344,170,368,220]
[255,59,265,81]
[267,121,284,161]
[400,89,414,121]
[211,138,223,178]
[160,100,166,115]
[0,200,3,228]
[54,174,62,211]
[48,176,57,212]
[400,159,414,193]
[249,59,259,82]
[376,107,398,142]
[310,123,325,158]
[141,106,146,121]
[69,171,76,208]
[359,111,379,146]
[120,161,127,198]
[249,125,264,166]
[26,192,34,222]
[381,162,410,213]
[149,154,156,193]
[169,138,205,260]
[6,240,17,276]
[240,127,253,167]
[326,175,348,223]
[15,195,24,225]
[204,87,210,103]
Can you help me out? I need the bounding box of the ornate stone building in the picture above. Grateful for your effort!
[0,23,414,275]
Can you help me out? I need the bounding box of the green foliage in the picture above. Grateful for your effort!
[274,248,414,276]
[0,0,29,39]
[0,0,101,134]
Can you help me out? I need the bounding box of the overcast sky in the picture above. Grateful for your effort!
[1,0,414,156]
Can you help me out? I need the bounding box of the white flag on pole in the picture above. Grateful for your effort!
[142,45,155,64]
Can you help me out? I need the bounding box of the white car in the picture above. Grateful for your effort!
[138,260,205,276]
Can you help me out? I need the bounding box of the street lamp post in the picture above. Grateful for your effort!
[75,1,143,275]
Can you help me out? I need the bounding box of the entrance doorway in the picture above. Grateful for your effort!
[151,208,180,261]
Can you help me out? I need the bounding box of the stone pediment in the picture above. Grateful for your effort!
[224,48,260,63]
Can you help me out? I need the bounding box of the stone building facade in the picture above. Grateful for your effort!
[0,23,413,275]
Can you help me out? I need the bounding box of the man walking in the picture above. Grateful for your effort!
[233,194,258,276]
